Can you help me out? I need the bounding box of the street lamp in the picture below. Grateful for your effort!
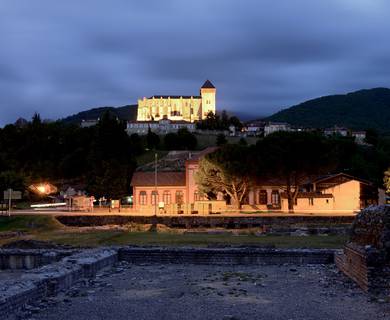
[149,153,158,232]
[154,152,158,217]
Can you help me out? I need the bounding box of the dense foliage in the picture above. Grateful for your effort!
[255,132,336,211]
[385,168,390,193]
[195,144,253,209]
[267,88,390,134]
[0,113,201,200]
[196,111,243,131]
[0,113,140,199]
[164,128,197,150]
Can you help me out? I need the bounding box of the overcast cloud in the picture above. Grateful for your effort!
[0,0,390,125]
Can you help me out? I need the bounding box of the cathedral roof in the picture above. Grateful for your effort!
[149,95,201,99]
[201,80,215,89]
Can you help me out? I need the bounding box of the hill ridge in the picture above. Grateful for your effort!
[267,87,390,133]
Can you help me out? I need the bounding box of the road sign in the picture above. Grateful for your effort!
[2,189,22,216]
[3,190,22,200]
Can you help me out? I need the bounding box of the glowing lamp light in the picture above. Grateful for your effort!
[37,185,47,194]
[29,182,58,196]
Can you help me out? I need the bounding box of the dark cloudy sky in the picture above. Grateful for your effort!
[1,0,390,125]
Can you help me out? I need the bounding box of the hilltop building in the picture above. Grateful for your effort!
[127,118,196,135]
[137,80,216,123]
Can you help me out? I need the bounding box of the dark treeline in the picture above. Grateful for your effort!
[0,113,142,199]
[0,113,200,199]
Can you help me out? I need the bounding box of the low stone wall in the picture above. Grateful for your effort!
[119,247,336,265]
[336,205,390,293]
[0,248,118,314]
[0,249,74,270]
[56,215,354,229]
[335,243,390,292]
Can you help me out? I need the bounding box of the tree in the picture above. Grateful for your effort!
[221,110,229,129]
[196,110,243,131]
[239,138,247,146]
[365,128,379,146]
[86,159,133,199]
[146,127,160,150]
[86,111,137,198]
[216,133,227,146]
[177,128,197,150]
[229,116,243,131]
[129,133,144,155]
[195,145,253,209]
[385,168,390,193]
[0,171,26,196]
[164,132,179,150]
[256,132,337,212]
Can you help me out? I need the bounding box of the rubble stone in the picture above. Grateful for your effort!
[336,205,390,293]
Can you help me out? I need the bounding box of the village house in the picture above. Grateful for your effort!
[264,122,291,136]
[130,148,386,215]
[323,126,349,137]
[245,173,385,214]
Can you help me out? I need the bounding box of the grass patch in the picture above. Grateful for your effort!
[136,150,169,166]
[0,215,63,233]
[0,215,348,249]
[35,231,348,249]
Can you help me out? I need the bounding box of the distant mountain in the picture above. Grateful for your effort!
[62,104,137,124]
[267,88,390,134]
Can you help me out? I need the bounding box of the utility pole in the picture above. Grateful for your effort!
[154,152,158,217]
[150,152,158,232]
[8,188,11,217]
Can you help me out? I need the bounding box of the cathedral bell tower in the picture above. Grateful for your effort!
[200,80,216,119]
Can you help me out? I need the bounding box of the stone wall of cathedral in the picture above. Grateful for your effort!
[137,82,216,123]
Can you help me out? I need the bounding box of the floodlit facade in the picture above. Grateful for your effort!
[137,80,216,123]
[131,151,385,214]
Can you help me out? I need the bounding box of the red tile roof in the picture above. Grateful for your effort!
[131,171,185,187]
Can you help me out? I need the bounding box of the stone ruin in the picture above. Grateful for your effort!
[336,205,390,293]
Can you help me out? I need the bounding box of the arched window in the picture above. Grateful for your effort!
[175,191,183,204]
[163,191,171,204]
[151,191,159,205]
[139,191,147,205]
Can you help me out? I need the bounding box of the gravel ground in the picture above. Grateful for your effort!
[10,263,390,320]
